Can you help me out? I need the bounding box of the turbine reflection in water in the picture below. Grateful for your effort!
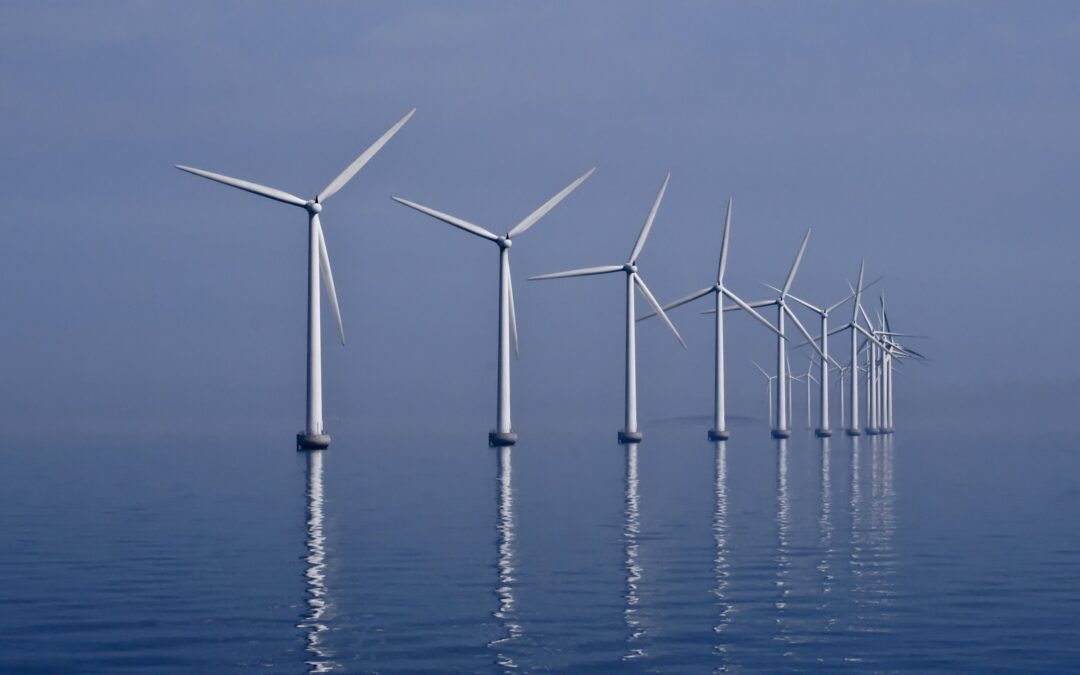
[712,442,733,661]
[774,438,795,658]
[623,443,646,660]
[489,446,521,669]
[818,437,838,632]
[298,450,337,673]
[849,435,897,645]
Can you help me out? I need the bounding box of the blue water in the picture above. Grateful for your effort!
[1,421,1078,673]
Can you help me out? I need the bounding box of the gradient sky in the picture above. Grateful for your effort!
[1,2,1077,440]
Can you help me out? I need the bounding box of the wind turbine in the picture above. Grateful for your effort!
[637,198,782,440]
[392,168,595,446]
[836,362,849,429]
[176,108,416,450]
[824,261,884,436]
[715,230,824,438]
[853,292,890,435]
[780,290,852,437]
[530,174,686,444]
[752,360,777,430]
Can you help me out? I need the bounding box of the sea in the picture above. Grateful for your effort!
[1,419,1078,673]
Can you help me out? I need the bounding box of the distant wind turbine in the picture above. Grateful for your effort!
[393,168,595,446]
[712,230,824,438]
[530,174,686,444]
[638,198,782,440]
[752,359,777,429]
[826,261,885,436]
[176,108,416,450]
[780,289,852,436]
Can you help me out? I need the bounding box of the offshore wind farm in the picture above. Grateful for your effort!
[2,3,1080,673]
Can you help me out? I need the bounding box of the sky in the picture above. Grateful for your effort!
[1,1,1077,441]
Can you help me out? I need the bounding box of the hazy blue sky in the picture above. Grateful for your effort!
[1,2,1077,440]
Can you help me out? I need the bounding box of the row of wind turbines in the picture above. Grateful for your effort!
[175,109,925,450]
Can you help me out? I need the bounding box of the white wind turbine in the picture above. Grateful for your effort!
[393,168,595,446]
[779,290,852,437]
[752,360,777,430]
[530,174,686,443]
[825,261,885,436]
[853,292,891,435]
[176,108,416,450]
[718,230,824,438]
[638,198,782,440]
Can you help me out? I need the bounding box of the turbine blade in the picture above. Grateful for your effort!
[528,264,623,281]
[507,259,519,358]
[315,217,345,345]
[723,288,785,338]
[784,305,824,358]
[391,196,499,241]
[825,293,854,314]
[637,286,713,322]
[854,323,887,349]
[851,259,866,322]
[781,228,811,296]
[783,291,823,314]
[175,165,307,207]
[317,108,416,203]
[507,167,595,238]
[628,173,670,263]
[827,323,849,337]
[858,301,875,333]
[633,274,686,349]
[751,359,770,378]
[717,197,732,283]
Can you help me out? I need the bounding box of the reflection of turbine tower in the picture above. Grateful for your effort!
[774,439,794,653]
[623,443,646,660]
[490,446,521,668]
[298,451,337,673]
[849,435,898,645]
[817,437,837,633]
[712,442,733,662]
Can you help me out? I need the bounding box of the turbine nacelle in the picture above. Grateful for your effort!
[306,200,323,215]
[623,263,638,274]
[497,236,512,249]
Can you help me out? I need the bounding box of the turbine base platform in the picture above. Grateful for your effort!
[708,429,730,441]
[488,431,518,447]
[297,432,331,451]
[845,428,861,436]
[815,428,833,438]
[618,430,643,444]
[865,427,882,436]
[882,427,894,434]
[771,428,791,439]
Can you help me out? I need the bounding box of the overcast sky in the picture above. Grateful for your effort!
[1,2,1077,440]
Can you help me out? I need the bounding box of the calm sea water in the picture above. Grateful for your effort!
[1,420,1078,673]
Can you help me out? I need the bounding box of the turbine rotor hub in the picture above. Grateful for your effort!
[623,263,637,274]
[497,236,511,249]
[306,200,322,214]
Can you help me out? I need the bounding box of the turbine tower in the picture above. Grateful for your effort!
[176,109,416,450]
[393,168,595,446]
[638,198,781,440]
[722,231,823,438]
[530,174,686,444]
